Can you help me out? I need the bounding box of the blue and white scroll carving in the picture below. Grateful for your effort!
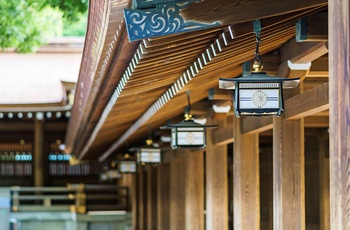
[124,0,221,41]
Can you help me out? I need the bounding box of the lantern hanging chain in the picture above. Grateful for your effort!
[253,31,263,72]
[146,124,153,146]
[184,90,192,120]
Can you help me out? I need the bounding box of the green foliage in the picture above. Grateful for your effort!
[49,0,88,22]
[62,11,88,36]
[0,0,88,52]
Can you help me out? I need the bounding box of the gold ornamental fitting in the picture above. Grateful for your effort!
[253,61,263,72]
[184,113,192,121]
[146,138,153,146]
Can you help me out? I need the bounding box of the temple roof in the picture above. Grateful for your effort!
[0,37,83,107]
[64,0,328,161]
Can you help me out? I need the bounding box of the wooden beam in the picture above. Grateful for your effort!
[181,0,326,26]
[210,115,329,145]
[329,0,350,228]
[278,61,311,80]
[308,56,329,77]
[304,116,329,127]
[212,125,234,145]
[0,122,67,132]
[190,101,212,116]
[233,117,260,230]
[208,87,232,101]
[242,116,273,135]
[273,116,305,230]
[296,12,328,42]
[285,82,329,120]
[206,120,228,230]
[185,150,204,230]
[255,55,329,77]
[280,39,328,64]
[241,82,329,134]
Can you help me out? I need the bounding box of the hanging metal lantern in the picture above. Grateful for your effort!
[219,20,299,117]
[106,161,122,179]
[136,138,162,164]
[119,154,137,173]
[163,91,217,149]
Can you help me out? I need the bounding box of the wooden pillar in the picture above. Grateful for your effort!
[169,154,185,230]
[34,118,45,187]
[206,122,228,230]
[137,166,146,230]
[319,131,329,230]
[184,149,204,230]
[157,163,170,230]
[146,165,157,230]
[233,117,260,230]
[273,116,305,230]
[120,174,137,230]
[329,0,350,229]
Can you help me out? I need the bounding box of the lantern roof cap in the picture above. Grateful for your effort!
[162,119,217,129]
[219,72,300,90]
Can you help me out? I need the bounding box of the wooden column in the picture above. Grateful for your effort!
[273,116,305,230]
[329,0,350,229]
[184,149,204,230]
[233,117,260,230]
[157,163,170,230]
[137,166,146,230]
[206,121,228,230]
[169,154,185,230]
[319,131,330,230]
[146,165,157,230]
[120,174,137,230]
[34,118,45,187]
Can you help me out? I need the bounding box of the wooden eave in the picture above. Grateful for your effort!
[65,0,328,160]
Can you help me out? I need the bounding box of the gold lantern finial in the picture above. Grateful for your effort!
[146,138,153,146]
[253,61,263,72]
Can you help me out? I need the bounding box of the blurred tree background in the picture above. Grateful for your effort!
[0,0,88,52]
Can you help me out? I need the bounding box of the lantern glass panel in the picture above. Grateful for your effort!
[176,127,204,146]
[238,82,281,109]
[107,169,121,179]
[171,129,177,148]
[138,148,161,163]
[239,89,280,109]
[120,161,137,173]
